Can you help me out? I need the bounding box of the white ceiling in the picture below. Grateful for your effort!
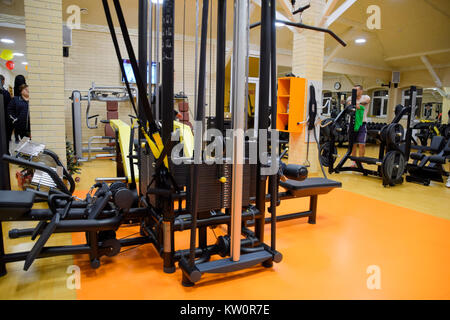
[1,0,449,74]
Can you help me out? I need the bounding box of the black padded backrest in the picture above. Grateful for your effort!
[430,136,445,152]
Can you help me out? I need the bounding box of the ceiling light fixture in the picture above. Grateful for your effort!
[13,52,24,57]
[1,38,14,44]
[355,38,366,44]
[22,62,28,65]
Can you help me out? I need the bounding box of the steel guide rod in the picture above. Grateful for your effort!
[215,0,227,133]
[255,0,271,246]
[148,0,153,108]
[155,0,161,121]
[230,0,249,262]
[269,0,277,251]
[161,0,176,273]
[139,0,148,125]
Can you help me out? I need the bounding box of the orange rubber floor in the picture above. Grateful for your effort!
[71,188,450,300]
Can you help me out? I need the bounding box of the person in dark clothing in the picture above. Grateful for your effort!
[0,75,12,146]
[13,75,27,142]
[8,84,30,140]
[13,75,26,97]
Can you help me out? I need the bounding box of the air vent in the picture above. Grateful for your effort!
[392,71,400,84]
[63,24,72,47]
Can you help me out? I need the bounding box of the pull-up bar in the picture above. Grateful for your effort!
[276,20,347,47]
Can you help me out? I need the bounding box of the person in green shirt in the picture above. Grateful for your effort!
[347,85,371,166]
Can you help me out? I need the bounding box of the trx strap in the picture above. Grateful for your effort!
[103,0,167,167]
[101,0,138,118]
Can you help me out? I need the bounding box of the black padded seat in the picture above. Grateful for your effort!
[411,136,445,153]
[410,152,425,160]
[0,191,36,220]
[280,178,342,197]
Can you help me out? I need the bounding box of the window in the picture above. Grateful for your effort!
[371,90,389,117]
[322,92,332,115]
[402,88,423,118]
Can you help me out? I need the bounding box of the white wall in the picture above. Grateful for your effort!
[0,63,15,89]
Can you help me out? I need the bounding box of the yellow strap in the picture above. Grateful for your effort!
[140,128,169,168]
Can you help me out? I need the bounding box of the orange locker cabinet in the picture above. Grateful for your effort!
[276,77,306,134]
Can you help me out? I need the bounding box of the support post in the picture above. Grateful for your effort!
[255,0,271,246]
[215,0,227,133]
[161,0,176,274]
[229,0,249,262]
[189,0,210,269]
[269,0,277,252]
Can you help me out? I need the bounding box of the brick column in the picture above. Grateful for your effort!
[387,86,402,122]
[24,0,66,163]
[289,0,325,174]
[443,88,450,124]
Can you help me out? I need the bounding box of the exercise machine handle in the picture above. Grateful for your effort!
[275,20,347,47]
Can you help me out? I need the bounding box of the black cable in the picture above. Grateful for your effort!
[112,0,158,132]
[101,0,138,118]
[313,121,328,179]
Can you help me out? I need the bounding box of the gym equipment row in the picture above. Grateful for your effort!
[320,86,417,187]
[0,0,345,286]
[70,83,137,161]
[406,135,450,186]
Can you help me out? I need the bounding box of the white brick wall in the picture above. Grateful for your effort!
[289,0,326,173]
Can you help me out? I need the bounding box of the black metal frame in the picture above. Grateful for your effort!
[0,0,345,285]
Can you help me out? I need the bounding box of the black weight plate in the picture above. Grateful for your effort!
[382,151,406,184]
[380,125,388,143]
[319,142,337,167]
[386,123,404,147]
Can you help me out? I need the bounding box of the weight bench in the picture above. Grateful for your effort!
[410,136,445,154]
[275,177,342,224]
[407,138,450,185]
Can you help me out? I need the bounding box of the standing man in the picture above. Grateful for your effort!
[347,85,370,166]
[8,84,30,140]
[0,75,12,148]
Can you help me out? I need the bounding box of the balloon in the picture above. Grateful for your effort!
[6,60,14,70]
[0,49,14,60]
[25,64,28,71]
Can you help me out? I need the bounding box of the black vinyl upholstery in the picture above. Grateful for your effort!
[0,191,36,220]
[280,178,342,198]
